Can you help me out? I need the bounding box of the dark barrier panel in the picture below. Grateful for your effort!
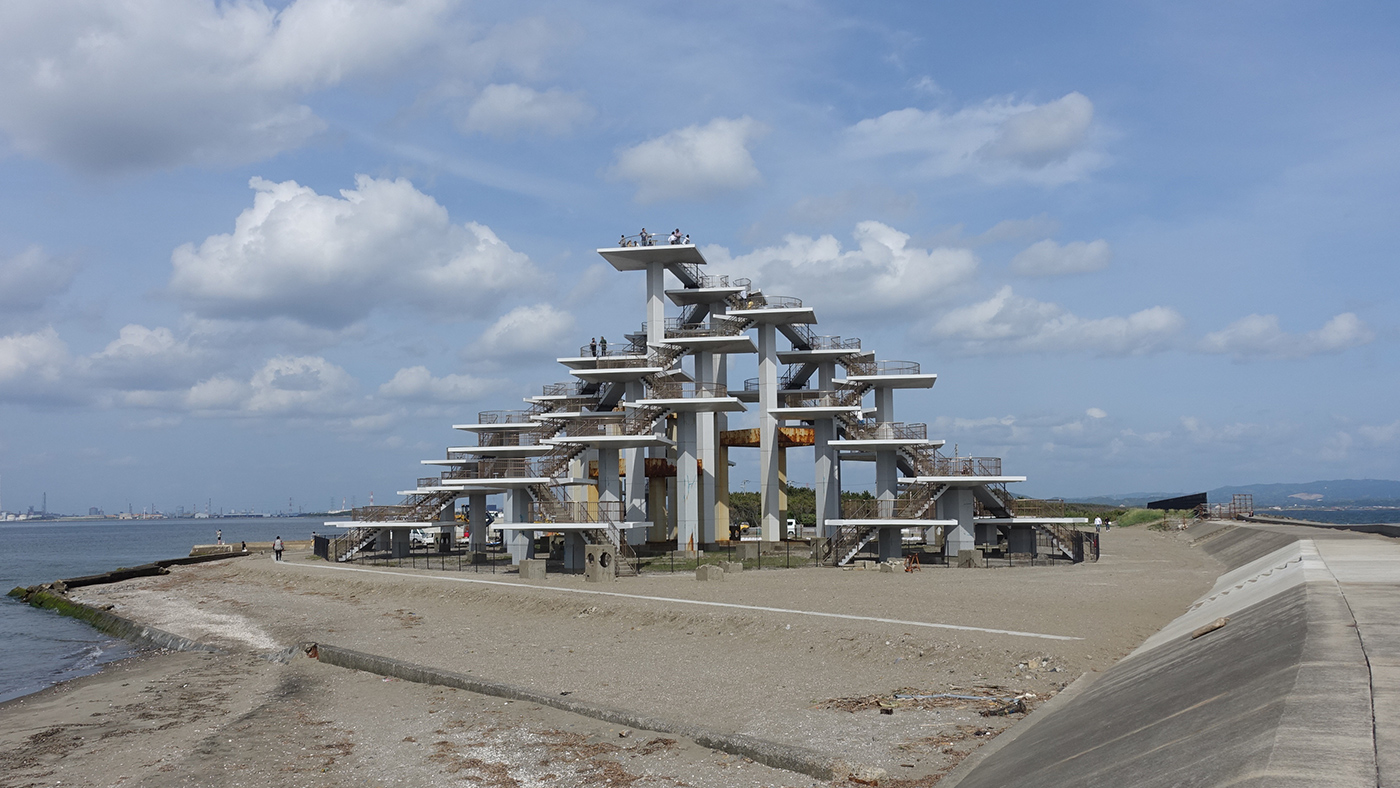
[1148,492,1207,510]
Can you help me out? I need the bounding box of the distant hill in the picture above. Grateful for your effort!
[1072,479,1400,508]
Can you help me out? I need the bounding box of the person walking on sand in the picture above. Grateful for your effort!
[273,536,284,562]
[1094,516,1102,533]
[216,528,222,544]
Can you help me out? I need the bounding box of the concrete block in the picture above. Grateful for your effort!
[721,561,743,574]
[957,549,980,568]
[734,543,759,561]
[696,564,725,582]
[856,559,873,570]
[518,559,546,580]
[584,544,615,583]
[469,551,488,565]
[878,561,897,573]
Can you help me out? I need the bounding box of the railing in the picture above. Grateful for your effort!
[732,294,802,310]
[351,505,415,522]
[542,381,589,397]
[477,409,533,424]
[922,455,1002,476]
[531,500,624,524]
[847,360,921,376]
[809,335,861,350]
[474,430,548,447]
[743,367,813,393]
[1008,498,1066,518]
[780,390,850,408]
[647,381,728,399]
[844,421,928,440]
[784,321,817,347]
[615,231,690,247]
[841,494,939,520]
[578,341,646,358]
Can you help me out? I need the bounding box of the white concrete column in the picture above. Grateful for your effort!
[943,487,976,556]
[757,322,781,542]
[624,380,647,522]
[677,410,699,550]
[598,446,621,514]
[874,386,894,423]
[646,262,666,347]
[468,492,488,551]
[697,350,718,544]
[504,490,534,564]
[815,361,839,537]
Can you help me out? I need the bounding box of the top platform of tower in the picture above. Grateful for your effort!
[596,244,706,271]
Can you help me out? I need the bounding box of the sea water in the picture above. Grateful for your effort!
[0,516,326,702]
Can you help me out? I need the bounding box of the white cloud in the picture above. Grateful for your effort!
[926,286,1185,356]
[379,366,503,402]
[82,325,205,390]
[1199,312,1374,361]
[0,246,78,309]
[1011,239,1112,276]
[168,175,538,327]
[0,0,454,172]
[0,328,70,393]
[181,355,358,416]
[609,116,766,203]
[460,83,594,137]
[847,92,1103,184]
[1086,408,1108,419]
[468,303,575,359]
[704,221,979,318]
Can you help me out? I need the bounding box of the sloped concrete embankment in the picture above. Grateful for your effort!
[12,589,222,654]
[944,527,1378,788]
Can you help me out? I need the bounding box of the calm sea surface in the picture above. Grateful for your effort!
[0,516,325,703]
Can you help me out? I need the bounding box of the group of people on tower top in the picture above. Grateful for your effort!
[589,336,608,358]
[617,227,690,247]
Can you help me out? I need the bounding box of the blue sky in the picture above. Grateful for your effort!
[1,0,1396,514]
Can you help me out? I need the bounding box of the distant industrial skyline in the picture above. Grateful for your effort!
[1,1,1396,511]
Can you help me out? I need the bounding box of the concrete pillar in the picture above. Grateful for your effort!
[874,386,894,423]
[468,492,488,550]
[875,450,897,518]
[815,361,840,538]
[504,490,534,564]
[715,438,731,539]
[646,262,666,347]
[1008,526,1036,555]
[564,532,586,571]
[943,487,976,557]
[877,528,901,563]
[697,351,718,544]
[677,410,699,550]
[648,475,668,542]
[976,521,999,546]
[757,322,781,542]
[778,446,788,533]
[390,528,410,558]
[625,380,647,522]
[597,446,621,522]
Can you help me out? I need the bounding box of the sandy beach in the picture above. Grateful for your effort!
[1,527,1222,787]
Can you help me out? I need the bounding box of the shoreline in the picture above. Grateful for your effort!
[2,526,1222,785]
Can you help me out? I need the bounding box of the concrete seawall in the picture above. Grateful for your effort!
[16,590,222,655]
[943,524,1394,788]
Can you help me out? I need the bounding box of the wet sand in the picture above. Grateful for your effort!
[1,528,1222,787]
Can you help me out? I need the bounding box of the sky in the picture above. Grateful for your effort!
[0,0,1396,514]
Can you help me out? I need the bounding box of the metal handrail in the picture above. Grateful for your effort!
[809,335,861,350]
[923,455,1002,476]
[532,500,624,524]
[541,381,590,397]
[875,360,920,375]
[732,294,802,310]
[578,342,645,358]
[780,391,850,408]
[477,409,533,424]
[1006,498,1067,518]
[647,381,728,399]
[844,421,928,440]
[615,231,691,248]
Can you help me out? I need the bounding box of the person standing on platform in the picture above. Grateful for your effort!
[590,337,598,358]
[599,336,608,356]
[273,536,284,561]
